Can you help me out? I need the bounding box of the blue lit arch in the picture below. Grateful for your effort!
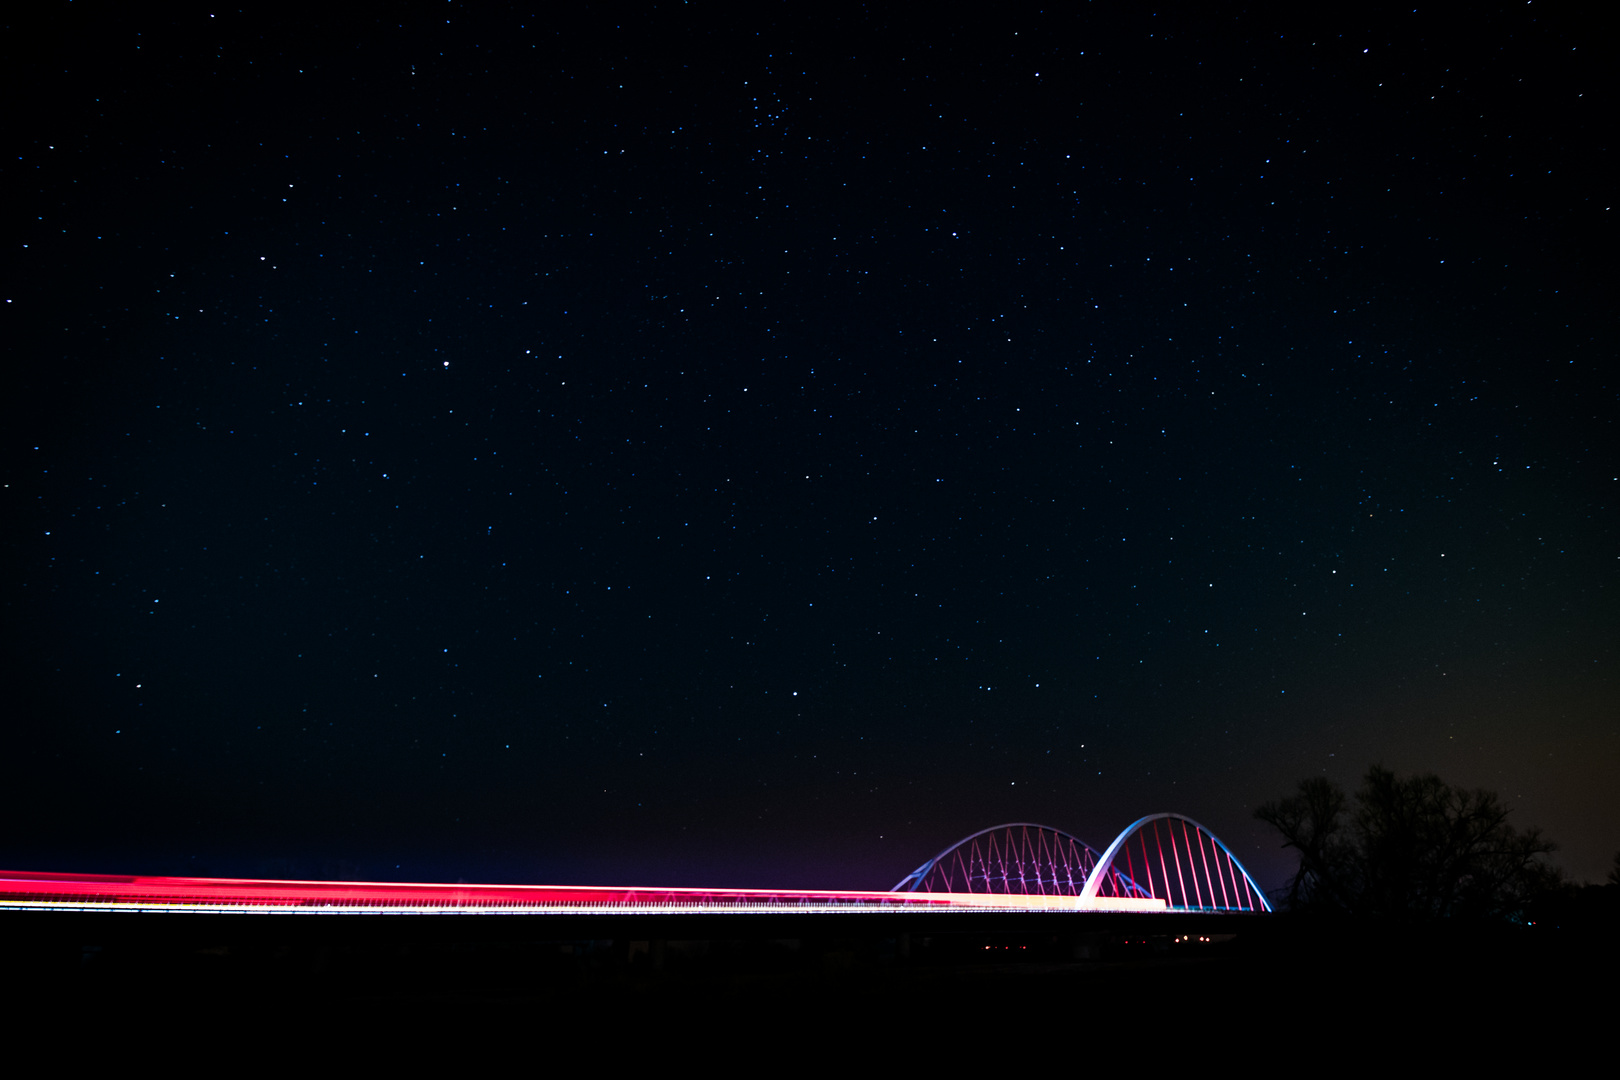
[1077,813,1271,912]
[893,822,1150,898]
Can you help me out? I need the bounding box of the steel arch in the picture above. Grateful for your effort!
[892,822,1150,898]
[1077,813,1271,912]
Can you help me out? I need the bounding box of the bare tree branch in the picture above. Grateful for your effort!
[1256,766,1560,922]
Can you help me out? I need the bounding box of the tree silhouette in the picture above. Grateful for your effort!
[1256,766,1561,922]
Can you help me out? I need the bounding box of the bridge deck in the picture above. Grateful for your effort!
[1,869,1170,914]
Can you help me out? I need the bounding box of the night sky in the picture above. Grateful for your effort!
[5,3,1613,891]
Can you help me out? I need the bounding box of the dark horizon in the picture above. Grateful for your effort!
[4,2,1613,893]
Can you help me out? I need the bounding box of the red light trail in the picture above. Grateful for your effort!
[0,869,1166,914]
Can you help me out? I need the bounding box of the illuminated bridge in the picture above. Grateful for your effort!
[0,813,1268,916]
[892,816,1268,913]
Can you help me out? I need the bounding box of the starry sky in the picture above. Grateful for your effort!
[4,3,1614,890]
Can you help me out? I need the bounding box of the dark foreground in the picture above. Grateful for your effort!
[4,895,1614,1059]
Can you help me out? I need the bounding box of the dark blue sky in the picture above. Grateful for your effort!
[4,2,1613,889]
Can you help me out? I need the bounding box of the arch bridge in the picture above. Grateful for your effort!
[893,814,1270,913]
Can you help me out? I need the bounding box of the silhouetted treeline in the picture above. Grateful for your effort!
[1256,766,1565,923]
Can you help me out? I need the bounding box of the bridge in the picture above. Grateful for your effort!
[892,815,1269,913]
[0,813,1268,916]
